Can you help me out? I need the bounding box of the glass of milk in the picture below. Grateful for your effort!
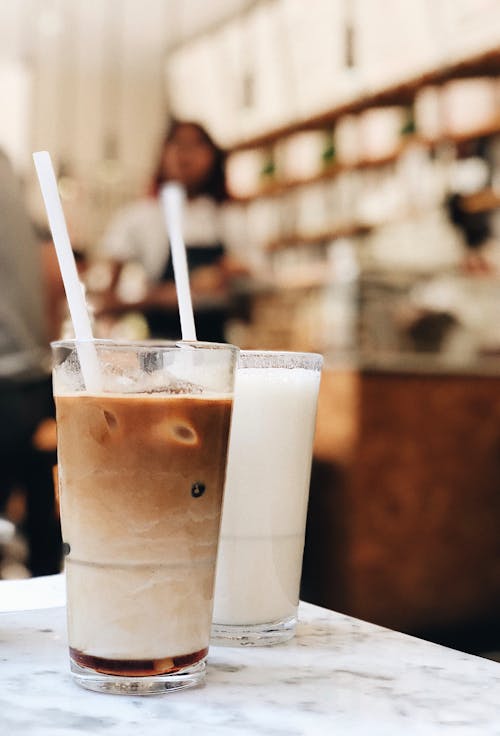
[212,350,323,645]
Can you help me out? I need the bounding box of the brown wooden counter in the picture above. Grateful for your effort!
[302,368,500,646]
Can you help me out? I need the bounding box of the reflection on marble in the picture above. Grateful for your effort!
[0,584,499,735]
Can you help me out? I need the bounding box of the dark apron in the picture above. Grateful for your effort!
[145,242,228,343]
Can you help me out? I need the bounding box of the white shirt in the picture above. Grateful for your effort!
[99,196,221,281]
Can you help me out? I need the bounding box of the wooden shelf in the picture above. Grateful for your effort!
[230,122,500,205]
[232,139,421,204]
[443,118,500,147]
[229,48,500,153]
[266,184,499,252]
[462,188,500,214]
[267,225,372,252]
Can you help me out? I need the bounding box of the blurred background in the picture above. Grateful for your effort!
[0,0,499,658]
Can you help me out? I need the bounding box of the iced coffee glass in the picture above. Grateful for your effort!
[212,350,322,646]
[52,339,237,693]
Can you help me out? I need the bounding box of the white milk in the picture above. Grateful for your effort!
[214,366,320,626]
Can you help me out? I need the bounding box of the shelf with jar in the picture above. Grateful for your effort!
[222,61,500,359]
[230,136,423,204]
[228,47,500,155]
[230,125,500,207]
[263,177,500,255]
[226,145,471,275]
[223,85,499,285]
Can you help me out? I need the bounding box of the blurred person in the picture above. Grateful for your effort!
[0,149,62,576]
[98,120,247,342]
[448,193,494,275]
[446,137,496,275]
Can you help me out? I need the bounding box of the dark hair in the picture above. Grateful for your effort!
[150,120,228,202]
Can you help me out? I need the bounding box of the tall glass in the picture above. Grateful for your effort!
[52,340,237,693]
[212,350,323,645]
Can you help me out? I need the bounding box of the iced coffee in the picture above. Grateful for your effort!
[52,340,236,693]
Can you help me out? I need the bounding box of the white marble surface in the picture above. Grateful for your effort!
[0,576,499,735]
[0,573,65,613]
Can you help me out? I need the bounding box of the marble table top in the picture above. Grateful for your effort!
[0,575,499,735]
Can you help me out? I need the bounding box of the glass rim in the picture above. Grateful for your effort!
[238,349,323,371]
[51,339,238,354]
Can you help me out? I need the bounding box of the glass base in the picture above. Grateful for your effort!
[211,614,296,647]
[70,656,206,695]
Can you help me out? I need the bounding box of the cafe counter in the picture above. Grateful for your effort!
[0,575,499,734]
[304,359,500,642]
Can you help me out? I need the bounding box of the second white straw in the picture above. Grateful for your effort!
[33,150,102,393]
[161,182,197,342]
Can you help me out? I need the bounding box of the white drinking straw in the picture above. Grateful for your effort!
[33,151,102,392]
[160,182,197,342]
